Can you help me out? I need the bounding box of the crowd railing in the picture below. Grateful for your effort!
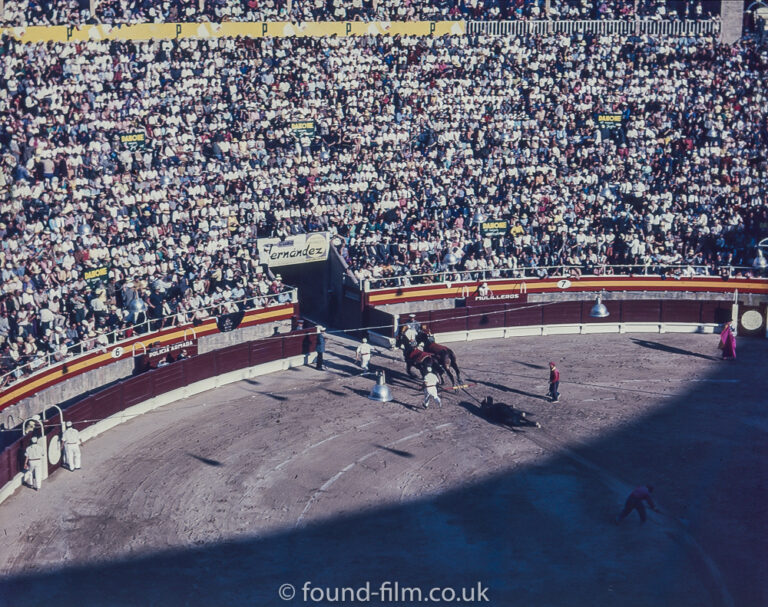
[467,18,721,37]
[361,264,757,291]
[0,288,297,394]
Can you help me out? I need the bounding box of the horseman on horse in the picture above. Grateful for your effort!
[395,325,446,383]
[415,325,462,386]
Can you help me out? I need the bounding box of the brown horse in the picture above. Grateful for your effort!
[395,328,446,383]
[416,329,462,386]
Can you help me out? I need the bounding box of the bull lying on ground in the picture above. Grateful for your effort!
[480,397,540,429]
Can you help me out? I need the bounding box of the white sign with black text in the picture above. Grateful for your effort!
[257,233,330,267]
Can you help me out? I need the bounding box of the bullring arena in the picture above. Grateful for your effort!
[2,3,768,607]
[1,329,766,607]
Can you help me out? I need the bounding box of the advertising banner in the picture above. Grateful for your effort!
[291,120,316,138]
[120,131,146,150]
[136,338,198,372]
[257,232,329,267]
[480,220,509,237]
[596,113,623,129]
[465,282,528,305]
[83,266,109,285]
[0,21,466,44]
[469,293,528,305]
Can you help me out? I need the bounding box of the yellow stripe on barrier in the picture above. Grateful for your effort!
[1,21,466,43]
[367,278,768,304]
[0,305,294,410]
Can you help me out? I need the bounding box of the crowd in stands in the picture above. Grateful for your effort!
[0,0,717,27]
[1,25,767,383]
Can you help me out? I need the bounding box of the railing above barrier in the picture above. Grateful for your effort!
[467,18,721,37]
[0,289,297,397]
[0,299,298,417]
[360,268,768,307]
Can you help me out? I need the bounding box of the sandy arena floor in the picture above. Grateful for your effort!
[0,332,766,607]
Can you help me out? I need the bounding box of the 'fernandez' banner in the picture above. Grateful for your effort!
[257,232,330,267]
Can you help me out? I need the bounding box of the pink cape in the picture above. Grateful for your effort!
[719,325,736,359]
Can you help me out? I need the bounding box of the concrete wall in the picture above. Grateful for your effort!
[198,319,292,353]
[721,0,744,43]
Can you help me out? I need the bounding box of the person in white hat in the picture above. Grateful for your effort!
[422,366,441,409]
[404,313,419,347]
[355,337,372,371]
[62,421,82,471]
[24,436,45,490]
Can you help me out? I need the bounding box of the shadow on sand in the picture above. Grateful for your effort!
[631,338,718,361]
[1,343,764,607]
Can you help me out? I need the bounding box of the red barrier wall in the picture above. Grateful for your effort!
[374,299,751,335]
[0,331,307,493]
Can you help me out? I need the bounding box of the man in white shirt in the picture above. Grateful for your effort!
[355,338,372,371]
[403,313,419,346]
[422,367,441,409]
[24,437,45,490]
[62,421,82,470]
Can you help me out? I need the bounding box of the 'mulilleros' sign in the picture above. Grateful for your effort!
[257,232,329,267]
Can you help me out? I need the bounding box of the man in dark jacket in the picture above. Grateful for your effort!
[616,485,659,524]
[548,361,560,403]
[315,326,326,370]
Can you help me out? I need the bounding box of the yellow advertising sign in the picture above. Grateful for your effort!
[0,20,466,44]
[83,266,108,282]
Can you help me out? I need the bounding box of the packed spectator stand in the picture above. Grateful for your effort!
[1,0,719,26]
[0,2,766,387]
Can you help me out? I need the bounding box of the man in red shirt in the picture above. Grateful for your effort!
[616,485,659,524]
[548,361,560,403]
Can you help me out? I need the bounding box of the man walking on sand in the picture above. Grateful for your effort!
[548,361,560,403]
[422,366,441,409]
[616,485,659,524]
[24,437,45,490]
[355,337,372,371]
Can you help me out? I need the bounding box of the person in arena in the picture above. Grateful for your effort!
[355,337,372,371]
[719,322,737,360]
[548,362,561,403]
[422,366,441,409]
[62,421,83,471]
[616,485,659,524]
